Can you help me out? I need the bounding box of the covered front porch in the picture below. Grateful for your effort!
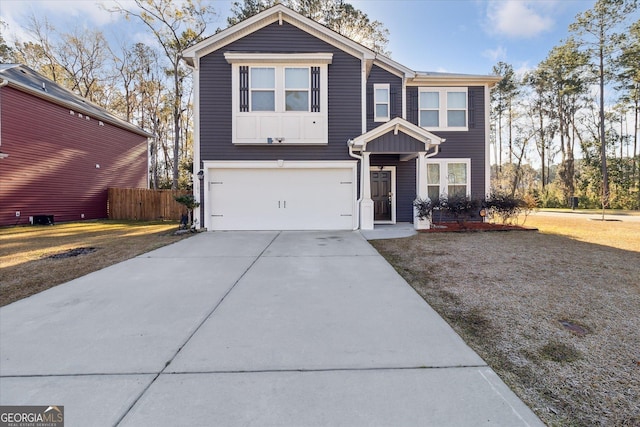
[348,118,445,230]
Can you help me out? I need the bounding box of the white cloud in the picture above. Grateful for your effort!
[486,0,555,38]
[483,45,507,61]
[1,1,134,38]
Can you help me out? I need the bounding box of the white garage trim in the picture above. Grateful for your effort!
[202,160,357,230]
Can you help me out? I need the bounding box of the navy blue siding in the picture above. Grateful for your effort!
[406,86,487,198]
[370,155,416,223]
[199,22,362,163]
[366,66,402,131]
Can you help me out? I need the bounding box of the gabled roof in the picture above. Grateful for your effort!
[0,64,153,137]
[183,4,414,78]
[184,5,501,86]
[349,117,445,152]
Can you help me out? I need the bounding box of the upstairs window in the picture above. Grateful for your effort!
[226,52,332,145]
[374,84,390,122]
[285,68,310,111]
[250,67,275,111]
[447,91,467,127]
[243,66,318,112]
[419,91,439,127]
[419,88,468,130]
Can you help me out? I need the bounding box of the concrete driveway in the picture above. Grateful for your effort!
[1,231,543,426]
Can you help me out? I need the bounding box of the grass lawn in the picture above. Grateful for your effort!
[371,213,640,426]
[0,220,191,306]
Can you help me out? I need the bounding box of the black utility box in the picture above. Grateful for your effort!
[32,215,54,225]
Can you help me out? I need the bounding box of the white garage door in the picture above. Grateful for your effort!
[208,166,355,230]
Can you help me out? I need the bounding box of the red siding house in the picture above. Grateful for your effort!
[0,64,151,226]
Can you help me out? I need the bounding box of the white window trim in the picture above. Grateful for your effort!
[249,67,276,112]
[425,158,471,199]
[227,53,331,145]
[247,66,314,113]
[374,83,390,122]
[284,67,311,112]
[418,87,468,131]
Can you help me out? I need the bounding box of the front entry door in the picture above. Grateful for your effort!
[371,170,392,221]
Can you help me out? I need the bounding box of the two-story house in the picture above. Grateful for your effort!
[183,5,499,231]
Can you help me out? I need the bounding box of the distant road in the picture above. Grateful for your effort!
[532,210,640,223]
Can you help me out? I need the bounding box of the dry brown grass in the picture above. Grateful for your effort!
[371,216,640,426]
[524,213,640,252]
[0,220,191,306]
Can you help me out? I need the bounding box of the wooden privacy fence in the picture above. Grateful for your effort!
[108,188,189,221]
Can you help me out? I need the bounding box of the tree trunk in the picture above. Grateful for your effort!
[498,113,503,173]
[599,28,609,215]
[635,96,639,202]
[508,100,513,165]
[172,60,181,190]
[539,108,546,189]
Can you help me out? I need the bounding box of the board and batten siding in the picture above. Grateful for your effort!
[0,86,148,226]
[199,21,362,164]
[406,85,487,198]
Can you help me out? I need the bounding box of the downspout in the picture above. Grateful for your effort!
[425,144,440,160]
[183,58,203,228]
[348,139,362,230]
[0,79,8,159]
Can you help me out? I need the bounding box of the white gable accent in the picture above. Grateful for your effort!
[348,117,445,152]
[183,4,414,78]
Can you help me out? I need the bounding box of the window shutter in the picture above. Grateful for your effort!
[468,90,475,128]
[407,90,418,125]
[366,87,373,122]
[311,66,320,112]
[239,66,249,112]
[390,87,398,118]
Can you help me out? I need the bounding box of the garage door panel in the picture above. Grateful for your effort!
[209,167,354,230]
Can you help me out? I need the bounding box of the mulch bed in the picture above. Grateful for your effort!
[47,247,98,259]
[420,222,537,232]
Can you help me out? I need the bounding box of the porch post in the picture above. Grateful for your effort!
[360,152,374,230]
[415,151,430,229]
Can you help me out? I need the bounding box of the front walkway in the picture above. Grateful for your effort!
[0,231,543,426]
[359,222,417,240]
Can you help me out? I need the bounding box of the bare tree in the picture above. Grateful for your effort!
[57,27,110,102]
[109,0,216,190]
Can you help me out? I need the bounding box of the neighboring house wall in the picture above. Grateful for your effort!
[406,85,487,198]
[0,86,148,226]
[199,21,361,163]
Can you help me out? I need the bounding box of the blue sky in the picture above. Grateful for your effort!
[2,0,597,76]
